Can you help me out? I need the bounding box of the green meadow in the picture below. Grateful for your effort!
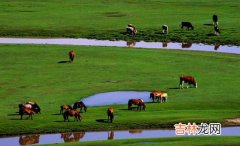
[0,0,240,45]
[0,44,239,136]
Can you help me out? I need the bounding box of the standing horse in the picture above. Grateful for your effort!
[63,109,82,122]
[107,107,114,123]
[60,105,72,114]
[69,50,75,63]
[128,99,146,111]
[126,24,137,35]
[18,102,41,120]
[179,76,197,89]
[150,91,168,103]
[73,101,87,112]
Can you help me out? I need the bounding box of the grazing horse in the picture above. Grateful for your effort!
[150,91,168,103]
[179,76,197,89]
[18,102,41,120]
[128,99,146,111]
[73,101,87,112]
[19,134,40,145]
[162,25,168,34]
[181,22,194,30]
[69,50,75,62]
[63,109,82,122]
[212,14,218,26]
[60,105,72,114]
[126,24,137,35]
[107,107,114,123]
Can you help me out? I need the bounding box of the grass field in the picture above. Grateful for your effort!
[0,0,240,45]
[42,136,240,146]
[0,44,239,136]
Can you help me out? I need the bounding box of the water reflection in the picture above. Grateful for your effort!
[181,42,192,48]
[214,43,221,50]
[107,131,114,140]
[129,129,143,134]
[0,38,239,54]
[19,134,40,146]
[126,40,136,47]
[0,127,239,146]
[162,42,168,47]
[61,132,85,142]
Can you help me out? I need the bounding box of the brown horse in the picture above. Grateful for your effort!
[107,107,114,123]
[73,101,87,112]
[18,102,41,120]
[19,134,40,145]
[69,50,75,62]
[60,105,72,114]
[179,76,197,89]
[150,91,168,103]
[63,109,82,122]
[128,99,146,111]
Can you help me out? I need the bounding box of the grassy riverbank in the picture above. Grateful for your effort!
[42,136,240,146]
[0,0,240,45]
[0,44,239,136]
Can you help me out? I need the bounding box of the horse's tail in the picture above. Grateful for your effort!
[128,100,132,110]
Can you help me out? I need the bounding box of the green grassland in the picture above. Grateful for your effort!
[43,136,240,146]
[0,0,240,45]
[0,44,239,136]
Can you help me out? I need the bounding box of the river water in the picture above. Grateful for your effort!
[0,38,239,54]
[0,127,239,146]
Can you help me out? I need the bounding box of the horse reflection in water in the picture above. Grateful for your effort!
[162,42,168,47]
[61,132,85,142]
[181,42,192,48]
[214,43,221,50]
[19,134,40,146]
[108,131,114,140]
[129,129,143,134]
[126,40,136,47]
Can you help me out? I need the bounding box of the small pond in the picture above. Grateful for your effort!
[81,91,150,107]
[0,127,240,146]
[0,38,239,54]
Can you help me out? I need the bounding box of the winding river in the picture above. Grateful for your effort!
[0,38,239,54]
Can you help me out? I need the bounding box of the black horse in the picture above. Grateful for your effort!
[73,101,87,112]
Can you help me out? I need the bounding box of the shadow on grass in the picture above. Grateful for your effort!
[8,113,19,116]
[58,60,71,64]
[96,119,110,123]
[207,33,216,36]
[168,87,180,90]
[204,23,213,26]
[52,113,61,116]
[54,120,79,122]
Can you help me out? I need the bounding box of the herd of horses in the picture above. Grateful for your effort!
[126,15,220,36]
[18,75,197,123]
